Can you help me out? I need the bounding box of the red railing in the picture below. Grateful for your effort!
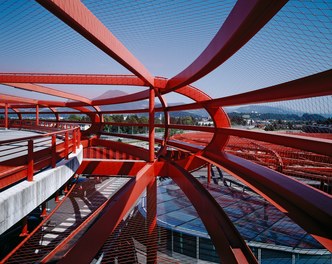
[0,127,81,190]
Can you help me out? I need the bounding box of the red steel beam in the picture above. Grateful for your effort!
[0,93,37,105]
[76,160,146,176]
[36,105,39,126]
[90,138,150,161]
[149,88,155,162]
[146,176,157,263]
[166,0,288,90]
[35,0,154,86]
[160,159,257,263]
[0,73,147,86]
[164,139,332,250]
[4,103,8,129]
[202,151,332,251]
[3,83,92,104]
[57,163,155,264]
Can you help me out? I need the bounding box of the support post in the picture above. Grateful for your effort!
[147,177,157,263]
[207,163,211,184]
[65,131,69,159]
[77,128,81,148]
[55,113,59,128]
[149,87,155,162]
[72,129,76,153]
[36,104,39,126]
[27,140,34,181]
[52,134,56,168]
[4,103,8,129]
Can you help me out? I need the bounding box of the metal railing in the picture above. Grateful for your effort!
[0,127,81,190]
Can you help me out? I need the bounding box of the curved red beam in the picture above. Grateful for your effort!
[3,83,92,105]
[0,73,147,86]
[202,150,332,251]
[35,0,154,86]
[0,93,38,105]
[165,139,332,250]
[160,159,257,263]
[56,163,155,264]
[166,0,288,90]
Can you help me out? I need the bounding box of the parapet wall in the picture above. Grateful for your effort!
[0,146,83,235]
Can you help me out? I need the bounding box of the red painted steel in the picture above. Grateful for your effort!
[0,127,80,189]
[0,73,147,86]
[1,182,78,264]
[0,93,38,105]
[57,164,155,264]
[147,174,157,263]
[202,151,332,251]
[35,105,39,126]
[4,103,8,129]
[1,0,331,261]
[27,140,34,182]
[149,88,155,162]
[166,0,288,90]
[163,138,332,250]
[159,159,257,263]
[35,0,154,85]
[76,160,146,176]
[3,82,92,105]
[64,131,69,159]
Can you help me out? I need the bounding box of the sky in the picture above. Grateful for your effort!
[0,0,331,114]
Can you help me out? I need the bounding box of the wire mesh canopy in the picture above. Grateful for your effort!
[0,0,331,263]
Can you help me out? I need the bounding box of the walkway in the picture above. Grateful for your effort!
[4,176,131,263]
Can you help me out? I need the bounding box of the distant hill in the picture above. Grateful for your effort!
[94,90,148,111]
[225,105,303,115]
[93,90,128,100]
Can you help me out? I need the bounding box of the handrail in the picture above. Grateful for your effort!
[0,127,78,145]
[0,127,81,190]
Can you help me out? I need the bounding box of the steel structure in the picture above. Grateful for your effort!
[0,0,331,263]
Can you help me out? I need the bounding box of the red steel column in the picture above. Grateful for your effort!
[4,103,8,129]
[149,88,155,162]
[65,131,69,159]
[27,140,34,181]
[52,134,56,168]
[147,177,157,263]
[36,104,39,126]
[77,128,81,148]
[207,163,211,184]
[72,129,76,154]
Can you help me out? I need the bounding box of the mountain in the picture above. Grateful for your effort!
[93,90,148,111]
[225,105,304,115]
[93,90,128,100]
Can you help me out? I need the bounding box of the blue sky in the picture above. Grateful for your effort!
[0,0,331,113]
